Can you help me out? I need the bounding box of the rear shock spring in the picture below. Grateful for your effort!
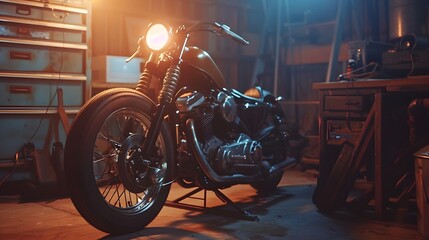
[136,68,152,94]
[159,65,180,104]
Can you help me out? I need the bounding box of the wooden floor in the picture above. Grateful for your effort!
[0,167,423,239]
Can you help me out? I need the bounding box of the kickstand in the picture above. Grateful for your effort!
[165,187,259,221]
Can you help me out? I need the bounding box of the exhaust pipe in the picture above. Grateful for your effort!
[186,118,293,184]
[269,157,296,174]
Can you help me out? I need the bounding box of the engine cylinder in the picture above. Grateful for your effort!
[217,91,237,123]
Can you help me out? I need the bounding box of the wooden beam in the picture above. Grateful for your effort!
[284,43,349,65]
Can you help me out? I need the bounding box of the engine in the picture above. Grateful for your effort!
[204,134,263,175]
[176,91,263,176]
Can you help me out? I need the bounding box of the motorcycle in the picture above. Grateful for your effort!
[65,21,302,234]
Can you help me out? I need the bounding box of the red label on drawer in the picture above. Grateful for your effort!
[9,85,33,94]
[9,51,33,60]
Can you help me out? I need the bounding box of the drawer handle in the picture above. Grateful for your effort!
[16,6,31,16]
[345,101,360,106]
[10,51,32,61]
[17,27,29,35]
[10,86,32,94]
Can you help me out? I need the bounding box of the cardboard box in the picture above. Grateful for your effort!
[92,55,142,83]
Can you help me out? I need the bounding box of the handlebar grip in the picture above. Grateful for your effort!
[228,30,250,45]
[217,23,249,45]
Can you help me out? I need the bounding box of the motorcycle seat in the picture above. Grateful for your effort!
[231,88,263,103]
[231,86,273,103]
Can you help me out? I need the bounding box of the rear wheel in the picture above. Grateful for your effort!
[65,89,174,234]
[251,111,288,193]
[250,148,285,193]
[250,171,283,193]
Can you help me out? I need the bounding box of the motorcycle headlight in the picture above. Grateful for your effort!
[145,23,170,51]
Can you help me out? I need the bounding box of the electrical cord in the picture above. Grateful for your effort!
[341,62,378,139]
[339,62,380,80]
[406,53,415,77]
[27,1,66,144]
[345,75,352,132]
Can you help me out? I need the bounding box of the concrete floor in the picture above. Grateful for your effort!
[0,167,422,240]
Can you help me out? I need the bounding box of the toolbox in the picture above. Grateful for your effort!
[0,0,90,188]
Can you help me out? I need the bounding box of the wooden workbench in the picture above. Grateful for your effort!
[312,76,429,218]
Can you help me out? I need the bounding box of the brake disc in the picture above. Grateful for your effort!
[117,134,163,193]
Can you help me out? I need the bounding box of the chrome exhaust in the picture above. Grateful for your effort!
[185,118,294,184]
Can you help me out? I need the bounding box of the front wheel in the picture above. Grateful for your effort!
[65,88,174,234]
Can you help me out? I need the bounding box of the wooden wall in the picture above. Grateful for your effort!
[90,0,252,89]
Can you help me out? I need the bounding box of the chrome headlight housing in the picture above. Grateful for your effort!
[145,23,170,51]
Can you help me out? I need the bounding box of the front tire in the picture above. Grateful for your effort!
[65,88,174,234]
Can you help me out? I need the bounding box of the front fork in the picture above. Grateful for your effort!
[141,64,180,156]
[136,34,189,162]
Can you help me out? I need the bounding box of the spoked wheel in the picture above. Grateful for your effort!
[93,109,165,211]
[65,89,174,234]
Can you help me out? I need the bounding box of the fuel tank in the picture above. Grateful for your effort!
[180,46,226,89]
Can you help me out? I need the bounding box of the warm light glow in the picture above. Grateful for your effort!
[145,24,169,51]
[397,16,403,37]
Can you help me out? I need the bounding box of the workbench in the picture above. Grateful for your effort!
[312,76,429,218]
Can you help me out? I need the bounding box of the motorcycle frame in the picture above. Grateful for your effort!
[130,22,291,185]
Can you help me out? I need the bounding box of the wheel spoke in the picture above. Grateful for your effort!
[90,108,166,214]
[97,122,122,152]
[114,183,123,207]
[97,133,122,150]
[102,183,114,199]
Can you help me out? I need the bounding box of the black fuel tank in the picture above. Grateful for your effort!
[180,46,226,89]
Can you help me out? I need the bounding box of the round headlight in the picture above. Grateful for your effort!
[145,23,169,51]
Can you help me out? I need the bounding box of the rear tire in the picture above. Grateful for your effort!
[251,109,287,193]
[250,171,283,193]
[65,88,174,234]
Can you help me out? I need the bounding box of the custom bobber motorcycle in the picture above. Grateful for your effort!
[65,21,303,234]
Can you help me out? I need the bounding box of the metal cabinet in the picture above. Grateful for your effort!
[0,0,90,189]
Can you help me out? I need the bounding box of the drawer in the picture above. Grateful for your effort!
[0,22,84,44]
[0,2,84,25]
[0,114,74,159]
[326,120,365,145]
[0,78,85,107]
[28,0,86,8]
[0,45,84,73]
[324,95,366,112]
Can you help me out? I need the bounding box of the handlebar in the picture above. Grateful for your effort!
[126,21,249,63]
[185,22,249,45]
